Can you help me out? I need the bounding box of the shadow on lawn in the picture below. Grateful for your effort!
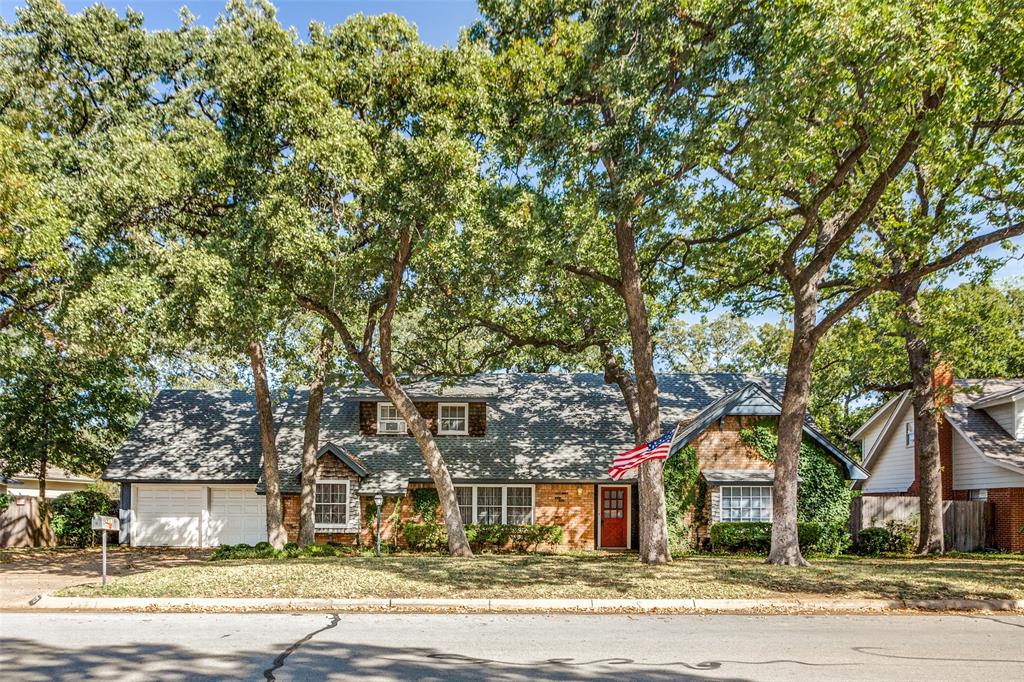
[707,556,1024,600]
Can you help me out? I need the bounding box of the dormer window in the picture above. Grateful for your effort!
[377,403,406,435]
[905,421,914,447]
[439,403,469,435]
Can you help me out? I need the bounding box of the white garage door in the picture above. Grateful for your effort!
[134,486,203,547]
[207,487,267,546]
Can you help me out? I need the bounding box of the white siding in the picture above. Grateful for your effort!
[984,403,1016,437]
[1018,402,1024,440]
[951,431,1024,490]
[856,394,904,457]
[862,403,916,493]
[859,418,888,461]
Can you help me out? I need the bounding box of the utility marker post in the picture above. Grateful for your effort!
[92,514,120,587]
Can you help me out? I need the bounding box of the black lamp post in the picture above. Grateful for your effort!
[374,493,383,557]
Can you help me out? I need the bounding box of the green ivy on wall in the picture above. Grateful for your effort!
[410,488,440,520]
[663,445,705,552]
[739,420,853,555]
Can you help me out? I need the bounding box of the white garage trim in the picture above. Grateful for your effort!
[131,483,265,548]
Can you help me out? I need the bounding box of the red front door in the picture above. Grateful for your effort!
[600,486,628,548]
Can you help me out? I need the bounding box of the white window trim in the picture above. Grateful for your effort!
[905,421,915,447]
[377,402,407,435]
[314,479,350,529]
[719,485,773,523]
[438,402,470,435]
[453,484,535,525]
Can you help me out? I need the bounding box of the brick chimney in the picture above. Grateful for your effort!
[933,360,957,500]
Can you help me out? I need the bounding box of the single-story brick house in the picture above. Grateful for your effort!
[103,373,867,549]
[854,374,1024,552]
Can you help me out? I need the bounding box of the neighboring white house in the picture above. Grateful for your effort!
[2,468,98,498]
[853,377,1024,552]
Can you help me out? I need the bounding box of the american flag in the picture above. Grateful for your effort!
[608,429,676,480]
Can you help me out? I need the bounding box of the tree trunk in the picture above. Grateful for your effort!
[613,216,670,564]
[898,284,944,554]
[36,450,51,546]
[247,340,288,550]
[379,378,473,557]
[299,327,334,547]
[768,292,816,566]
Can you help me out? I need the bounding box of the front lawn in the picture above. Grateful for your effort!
[57,553,1024,601]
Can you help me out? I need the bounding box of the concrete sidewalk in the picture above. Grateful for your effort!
[24,594,1024,613]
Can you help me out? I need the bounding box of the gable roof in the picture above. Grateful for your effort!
[104,390,263,482]
[318,442,369,478]
[944,379,1024,475]
[109,373,868,494]
[850,391,907,442]
[859,392,912,468]
[669,381,869,480]
[272,373,789,494]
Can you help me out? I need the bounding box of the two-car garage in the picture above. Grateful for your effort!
[130,484,267,548]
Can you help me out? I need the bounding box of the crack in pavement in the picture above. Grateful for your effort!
[263,614,341,681]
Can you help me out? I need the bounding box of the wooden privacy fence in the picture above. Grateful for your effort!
[849,497,994,551]
[0,496,49,548]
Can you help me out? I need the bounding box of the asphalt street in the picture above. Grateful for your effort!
[1,612,1022,681]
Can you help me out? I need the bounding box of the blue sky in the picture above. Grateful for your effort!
[0,1,481,45]
[3,0,1021,322]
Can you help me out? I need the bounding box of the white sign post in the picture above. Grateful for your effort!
[91,514,120,587]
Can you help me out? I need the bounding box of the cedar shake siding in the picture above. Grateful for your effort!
[359,401,487,437]
[282,453,361,545]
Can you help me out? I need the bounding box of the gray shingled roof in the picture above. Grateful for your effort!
[272,373,786,494]
[107,373,799,493]
[104,390,263,482]
[945,378,1024,474]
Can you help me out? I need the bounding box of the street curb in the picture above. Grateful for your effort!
[27,595,1024,613]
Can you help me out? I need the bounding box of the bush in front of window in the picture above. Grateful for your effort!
[210,542,356,560]
[709,521,823,554]
[402,521,448,551]
[401,522,564,552]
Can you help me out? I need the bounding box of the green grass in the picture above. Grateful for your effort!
[58,553,1024,601]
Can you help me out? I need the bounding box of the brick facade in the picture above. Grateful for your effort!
[989,487,1024,553]
[535,483,596,549]
[354,481,597,550]
[686,415,775,543]
[359,401,487,437]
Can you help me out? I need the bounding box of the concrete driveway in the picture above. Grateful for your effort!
[0,547,209,609]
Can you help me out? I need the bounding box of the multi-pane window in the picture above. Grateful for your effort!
[476,486,503,524]
[377,403,406,435]
[455,486,473,524]
[720,485,772,523]
[603,488,625,519]
[438,403,469,435]
[505,486,534,525]
[452,485,535,525]
[315,481,349,527]
[905,421,915,447]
